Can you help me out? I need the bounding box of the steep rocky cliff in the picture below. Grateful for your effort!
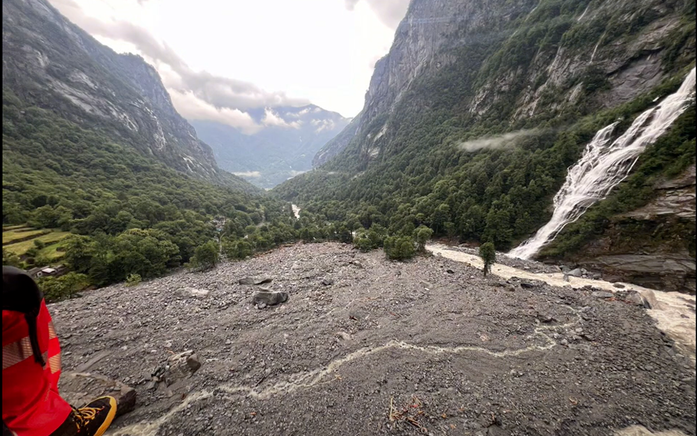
[315,0,694,167]
[2,0,236,185]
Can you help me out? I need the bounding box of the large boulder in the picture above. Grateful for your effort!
[252,290,289,309]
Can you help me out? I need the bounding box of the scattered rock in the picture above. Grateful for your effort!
[184,287,209,297]
[621,291,645,306]
[59,372,136,417]
[568,268,584,278]
[538,314,556,324]
[162,350,201,387]
[520,281,536,289]
[321,278,335,286]
[446,269,455,274]
[252,290,289,309]
[592,291,615,299]
[336,331,352,341]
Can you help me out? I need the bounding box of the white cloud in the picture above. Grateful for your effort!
[48,0,409,118]
[232,171,262,178]
[344,0,410,29]
[169,89,262,134]
[458,130,540,152]
[311,118,337,133]
[262,108,302,129]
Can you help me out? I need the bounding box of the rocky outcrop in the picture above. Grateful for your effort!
[583,254,695,293]
[2,0,231,184]
[574,165,696,293]
[625,165,696,220]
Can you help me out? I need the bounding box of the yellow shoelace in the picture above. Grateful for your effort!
[73,406,103,428]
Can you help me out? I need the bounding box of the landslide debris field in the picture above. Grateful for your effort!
[50,243,696,436]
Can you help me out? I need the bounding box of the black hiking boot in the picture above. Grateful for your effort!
[51,396,117,436]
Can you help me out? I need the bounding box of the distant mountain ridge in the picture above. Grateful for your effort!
[2,0,251,190]
[192,105,350,188]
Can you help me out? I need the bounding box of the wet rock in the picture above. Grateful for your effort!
[568,268,584,277]
[252,290,289,309]
[592,291,615,299]
[162,350,201,386]
[59,372,136,417]
[622,291,645,306]
[613,283,626,289]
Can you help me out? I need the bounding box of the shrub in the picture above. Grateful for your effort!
[354,231,375,252]
[414,226,434,252]
[38,272,90,302]
[479,242,496,277]
[384,236,416,261]
[223,239,252,260]
[125,273,142,287]
[190,240,219,270]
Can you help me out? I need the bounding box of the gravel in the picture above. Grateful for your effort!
[49,243,696,436]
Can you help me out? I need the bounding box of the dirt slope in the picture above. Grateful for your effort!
[49,243,696,435]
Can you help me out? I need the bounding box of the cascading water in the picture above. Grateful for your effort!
[509,67,696,260]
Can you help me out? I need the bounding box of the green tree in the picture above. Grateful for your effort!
[414,226,434,252]
[479,242,496,277]
[190,240,219,270]
[38,272,90,302]
[2,249,22,268]
[384,236,416,261]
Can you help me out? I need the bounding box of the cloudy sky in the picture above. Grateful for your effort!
[48,0,410,133]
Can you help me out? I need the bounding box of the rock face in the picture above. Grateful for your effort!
[312,0,693,167]
[574,165,696,293]
[2,0,245,187]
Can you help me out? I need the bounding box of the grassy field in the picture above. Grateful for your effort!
[36,239,70,261]
[3,227,72,262]
[2,224,31,231]
[2,228,51,245]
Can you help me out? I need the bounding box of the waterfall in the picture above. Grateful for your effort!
[509,67,696,260]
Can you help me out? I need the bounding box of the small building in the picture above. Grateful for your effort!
[30,265,68,279]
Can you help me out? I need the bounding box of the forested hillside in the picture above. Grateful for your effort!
[1,0,356,300]
[275,0,695,289]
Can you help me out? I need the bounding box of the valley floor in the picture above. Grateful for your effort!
[49,243,696,435]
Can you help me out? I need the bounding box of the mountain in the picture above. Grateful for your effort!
[275,0,696,291]
[2,0,318,290]
[191,106,350,188]
[2,0,251,189]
